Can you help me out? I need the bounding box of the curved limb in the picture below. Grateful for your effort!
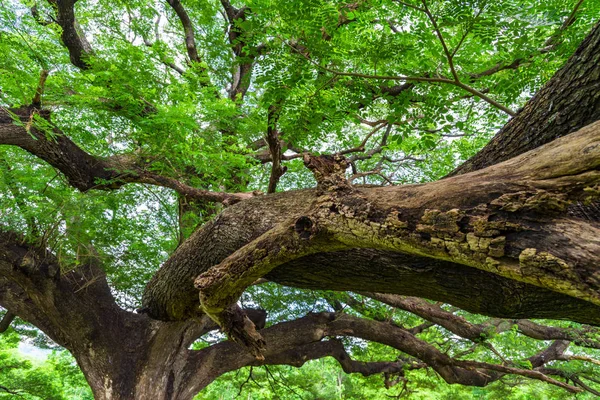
[194,215,347,358]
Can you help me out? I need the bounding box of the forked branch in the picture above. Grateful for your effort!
[0,107,255,205]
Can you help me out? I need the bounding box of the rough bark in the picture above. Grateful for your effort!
[0,231,274,399]
[140,21,600,325]
[452,22,600,175]
[268,250,600,323]
[0,231,150,398]
[52,0,94,69]
[143,121,600,327]
[11,232,576,398]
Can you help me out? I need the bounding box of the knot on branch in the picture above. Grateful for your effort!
[303,154,350,191]
[294,216,315,240]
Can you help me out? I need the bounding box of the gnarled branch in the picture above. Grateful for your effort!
[50,0,94,69]
[0,107,254,205]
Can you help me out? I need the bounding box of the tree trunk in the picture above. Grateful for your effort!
[0,232,274,399]
[451,22,600,223]
[452,22,600,175]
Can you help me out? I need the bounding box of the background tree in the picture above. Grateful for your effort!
[0,0,600,398]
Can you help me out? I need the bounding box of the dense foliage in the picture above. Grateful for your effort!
[1,0,600,398]
[0,325,92,399]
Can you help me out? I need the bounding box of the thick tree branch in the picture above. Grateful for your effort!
[145,121,600,323]
[513,320,600,349]
[165,0,207,77]
[271,339,411,376]
[194,124,600,355]
[0,229,229,399]
[50,0,94,69]
[329,314,580,392]
[194,206,348,356]
[0,107,254,205]
[528,340,570,368]
[0,229,594,398]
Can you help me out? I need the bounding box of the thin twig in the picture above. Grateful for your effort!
[392,0,425,12]
[421,0,459,82]
[544,0,586,47]
[31,69,49,107]
[339,122,387,155]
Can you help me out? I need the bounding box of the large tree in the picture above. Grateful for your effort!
[1,0,600,398]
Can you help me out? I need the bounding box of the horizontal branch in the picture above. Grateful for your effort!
[195,121,600,344]
[188,311,583,394]
[286,40,515,115]
[144,121,600,324]
[470,0,585,80]
[364,293,600,349]
[0,107,254,205]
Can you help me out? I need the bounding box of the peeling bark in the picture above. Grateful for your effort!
[0,225,595,398]
[140,23,600,326]
[144,121,600,326]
